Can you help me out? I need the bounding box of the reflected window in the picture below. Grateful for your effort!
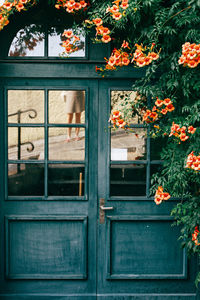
[48,164,85,196]
[8,25,86,58]
[48,90,85,124]
[111,91,146,125]
[48,27,85,57]
[8,163,44,196]
[8,90,44,123]
[111,128,146,161]
[48,128,85,161]
[8,127,44,161]
[110,165,146,196]
[8,24,45,57]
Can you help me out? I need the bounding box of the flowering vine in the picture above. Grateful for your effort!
[192,226,200,246]
[154,186,171,205]
[0,0,37,31]
[178,42,200,68]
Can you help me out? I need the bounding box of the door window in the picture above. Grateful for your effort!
[8,24,86,58]
[110,90,163,198]
[7,89,87,199]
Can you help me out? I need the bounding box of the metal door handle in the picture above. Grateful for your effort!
[100,205,114,211]
[99,198,114,224]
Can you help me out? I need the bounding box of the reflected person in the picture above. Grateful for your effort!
[61,90,85,142]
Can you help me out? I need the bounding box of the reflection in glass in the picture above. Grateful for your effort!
[8,24,45,57]
[110,165,146,196]
[151,137,167,160]
[48,128,85,161]
[48,90,85,125]
[111,91,146,125]
[8,90,44,123]
[8,127,44,160]
[48,164,85,196]
[8,164,44,196]
[48,27,85,57]
[111,129,146,161]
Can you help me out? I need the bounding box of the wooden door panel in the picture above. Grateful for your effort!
[0,79,98,299]
[106,216,186,280]
[5,216,87,280]
[97,79,198,299]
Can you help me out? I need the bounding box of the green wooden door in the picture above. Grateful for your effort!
[97,79,198,299]
[0,77,198,300]
[0,78,98,299]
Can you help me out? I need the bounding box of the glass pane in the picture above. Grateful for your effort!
[8,90,44,123]
[111,128,147,161]
[48,27,85,57]
[8,127,44,160]
[8,163,44,196]
[48,128,85,161]
[48,90,85,124]
[8,24,45,57]
[48,164,85,196]
[111,91,146,125]
[151,137,167,160]
[110,164,146,196]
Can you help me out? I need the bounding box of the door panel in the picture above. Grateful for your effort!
[97,80,198,299]
[0,79,98,299]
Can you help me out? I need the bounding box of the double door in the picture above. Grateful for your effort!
[0,78,197,299]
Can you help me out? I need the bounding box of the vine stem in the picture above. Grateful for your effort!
[154,6,192,43]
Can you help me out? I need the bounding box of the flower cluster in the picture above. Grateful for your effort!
[61,30,81,55]
[132,43,159,67]
[185,151,200,171]
[55,0,87,13]
[154,186,170,205]
[143,98,174,124]
[0,0,35,31]
[105,45,130,70]
[97,42,160,74]
[192,226,200,246]
[92,18,111,44]
[178,42,200,68]
[106,0,129,21]
[169,122,196,142]
[109,110,126,128]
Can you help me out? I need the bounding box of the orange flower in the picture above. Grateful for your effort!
[179,133,189,142]
[120,2,129,9]
[121,40,129,48]
[66,6,74,13]
[102,35,111,43]
[62,30,73,38]
[163,98,172,105]
[112,12,122,20]
[74,2,82,10]
[188,126,196,134]
[154,186,170,205]
[155,99,163,107]
[192,226,200,246]
[122,57,130,66]
[80,0,87,8]
[112,110,121,119]
[108,56,116,67]
[3,2,14,10]
[149,52,159,60]
[161,108,168,115]
[15,3,25,12]
[101,27,110,36]
[166,103,175,112]
[117,119,126,128]
[110,5,119,13]
[93,18,103,26]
